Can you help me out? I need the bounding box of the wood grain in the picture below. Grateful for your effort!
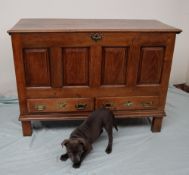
[21,121,32,136]
[50,47,63,88]
[24,48,50,86]
[101,47,128,85]
[8,19,182,33]
[63,48,89,86]
[137,47,164,84]
[151,117,163,132]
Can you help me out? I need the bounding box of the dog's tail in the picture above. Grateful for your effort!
[112,114,118,131]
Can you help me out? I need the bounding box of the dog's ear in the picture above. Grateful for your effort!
[61,139,69,147]
[78,138,92,152]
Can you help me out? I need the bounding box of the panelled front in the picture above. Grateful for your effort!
[21,32,134,91]
[19,32,174,114]
[21,33,168,89]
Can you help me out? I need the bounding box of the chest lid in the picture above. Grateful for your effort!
[8,18,181,34]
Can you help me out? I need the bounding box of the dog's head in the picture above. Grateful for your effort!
[61,138,90,164]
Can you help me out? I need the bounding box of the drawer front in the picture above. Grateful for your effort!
[27,98,94,113]
[95,96,160,110]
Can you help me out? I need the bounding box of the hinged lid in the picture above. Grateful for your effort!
[8,19,182,34]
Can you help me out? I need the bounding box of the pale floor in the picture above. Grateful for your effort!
[0,86,189,175]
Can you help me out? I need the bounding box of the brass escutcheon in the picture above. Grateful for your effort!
[141,101,153,108]
[103,102,114,108]
[75,103,87,110]
[34,104,46,111]
[58,102,67,109]
[91,33,102,42]
[124,101,133,107]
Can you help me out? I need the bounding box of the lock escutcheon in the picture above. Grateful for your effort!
[91,33,102,42]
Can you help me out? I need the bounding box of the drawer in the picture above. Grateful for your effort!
[27,98,94,113]
[95,96,160,110]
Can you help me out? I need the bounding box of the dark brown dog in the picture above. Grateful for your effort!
[60,108,118,168]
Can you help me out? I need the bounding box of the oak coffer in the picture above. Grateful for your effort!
[8,19,181,136]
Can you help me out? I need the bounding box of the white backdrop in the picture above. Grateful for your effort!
[0,0,189,96]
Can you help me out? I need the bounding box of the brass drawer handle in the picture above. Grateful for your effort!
[141,101,153,108]
[75,103,87,110]
[58,102,67,109]
[124,101,133,107]
[35,104,46,111]
[103,102,114,108]
[91,33,102,42]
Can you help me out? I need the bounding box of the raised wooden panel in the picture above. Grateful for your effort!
[137,47,165,84]
[23,49,50,87]
[101,47,128,85]
[63,48,89,86]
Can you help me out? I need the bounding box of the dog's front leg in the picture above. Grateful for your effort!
[60,153,69,161]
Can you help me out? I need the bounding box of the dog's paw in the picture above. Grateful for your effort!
[73,163,81,168]
[105,146,112,154]
[60,154,69,161]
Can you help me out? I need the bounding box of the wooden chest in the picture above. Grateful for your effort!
[8,19,181,136]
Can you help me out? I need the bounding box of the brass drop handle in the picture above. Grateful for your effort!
[35,104,46,111]
[58,102,67,109]
[103,102,114,108]
[91,33,102,42]
[141,101,153,108]
[75,103,87,110]
[124,101,133,107]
